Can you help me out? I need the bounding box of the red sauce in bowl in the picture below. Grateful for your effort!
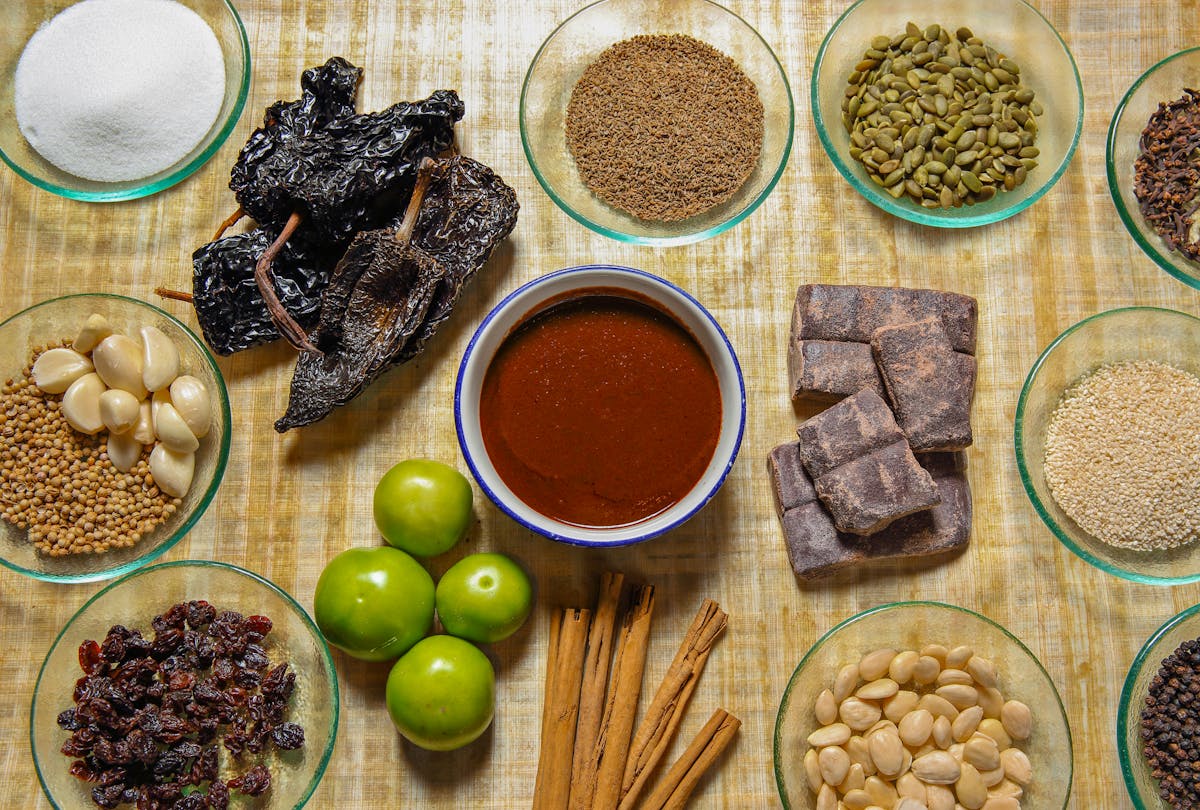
[479,289,722,528]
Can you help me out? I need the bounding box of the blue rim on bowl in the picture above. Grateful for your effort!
[519,0,794,246]
[1106,46,1200,291]
[1014,306,1200,585]
[774,600,1073,809]
[0,293,232,583]
[31,559,340,809]
[0,0,250,202]
[811,0,1083,227]
[1118,602,1200,807]
[455,265,746,546]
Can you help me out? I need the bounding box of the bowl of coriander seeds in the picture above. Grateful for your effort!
[1014,307,1200,584]
[811,0,1082,227]
[0,294,231,583]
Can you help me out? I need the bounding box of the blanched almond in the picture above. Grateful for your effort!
[952,706,984,742]
[946,645,974,670]
[804,748,821,793]
[977,718,1011,750]
[936,668,973,686]
[819,745,851,787]
[932,715,954,749]
[816,689,838,726]
[899,708,934,747]
[868,728,905,776]
[936,683,979,710]
[808,723,852,748]
[1000,700,1032,741]
[865,774,898,807]
[889,650,920,684]
[32,347,93,393]
[926,784,956,810]
[955,762,986,809]
[913,655,942,686]
[860,648,897,681]
[840,697,882,731]
[897,771,927,801]
[999,747,1031,786]
[835,663,861,702]
[858,678,900,701]
[884,690,920,724]
[963,734,1001,771]
[965,656,998,689]
[62,373,106,435]
[840,762,866,793]
[911,750,961,784]
[140,325,180,392]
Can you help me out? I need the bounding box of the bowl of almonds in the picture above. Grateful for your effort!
[0,293,231,583]
[811,0,1082,227]
[774,601,1072,809]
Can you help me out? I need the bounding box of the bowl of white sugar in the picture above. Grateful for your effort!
[0,0,249,201]
[1014,307,1200,585]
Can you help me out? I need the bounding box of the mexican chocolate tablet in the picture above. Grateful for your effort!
[479,290,721,528]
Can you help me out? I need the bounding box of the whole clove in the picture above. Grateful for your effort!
[1134,88,1200,262]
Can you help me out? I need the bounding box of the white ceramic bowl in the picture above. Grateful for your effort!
[455,265,745,546]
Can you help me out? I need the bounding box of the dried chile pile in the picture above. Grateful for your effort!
[58,601,304,809]
[1134,88,1200,263]
[1141,636,1200,808]
[189,56,518,431]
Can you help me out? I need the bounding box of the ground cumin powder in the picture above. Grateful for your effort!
[565,34,764,222]
[1043,360,1200,551]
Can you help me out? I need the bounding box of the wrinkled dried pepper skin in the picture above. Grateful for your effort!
[274,234,445,431]
[191,228,343,356]
[230,58,463,242]
[273,156,519,432]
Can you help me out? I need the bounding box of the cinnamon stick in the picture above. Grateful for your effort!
[638,708,741,810]
[590,584,656,810]
[617,599,728,810]
[533,607,592,810]
[568,572,625,810]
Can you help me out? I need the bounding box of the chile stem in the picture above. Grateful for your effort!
[254,211,321,354]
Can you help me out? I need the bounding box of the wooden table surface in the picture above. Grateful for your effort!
[2,1,1198,807]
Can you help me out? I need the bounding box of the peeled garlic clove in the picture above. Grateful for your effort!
[140,325,180,392]
[106,430,143,473]
[169,375,211,438]
[93,334,147,399]
[149,443,194,498]
[99,388,140,434]
[62,373,106,435]
[151,388,171,423]
[132,400,155,445]
[73,313,113,353]
[154,402,199,453]
[31,347,93,394]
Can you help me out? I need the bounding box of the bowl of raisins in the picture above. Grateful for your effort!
[31,560,339,808]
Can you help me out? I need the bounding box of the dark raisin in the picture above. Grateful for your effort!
[207,779,230,809]
[153,750,184,777]
[57,708,80,731]
[185,600,217,629]
[151,628,184,658]
[152,603,188,632]
[270,722,305,750]
[229,764,271,797]
[175,794,207,810]
[68,759,96,782]
[243,615,273,636]
[79,640,105,675]
[91,783,125,808]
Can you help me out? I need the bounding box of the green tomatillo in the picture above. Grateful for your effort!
[373,459,474,557]
[436,552,533,644]
[312,546,435,662]
[386,634,495,751]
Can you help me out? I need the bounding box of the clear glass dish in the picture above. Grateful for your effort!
[0,0,250,202]
[1014,307,1200,584]
[519,0,794,246]
[0,294,231,583]
[31,560,339,808]
[811,0,1082,227]
[774,601,1072,809]
[1106,47,1200,290]
[1119,602,1200,808]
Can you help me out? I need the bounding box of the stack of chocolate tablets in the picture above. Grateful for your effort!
[770,284,978,579]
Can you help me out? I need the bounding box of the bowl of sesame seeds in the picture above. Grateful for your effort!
[0,293,231,583]
[1014,307,1200,584]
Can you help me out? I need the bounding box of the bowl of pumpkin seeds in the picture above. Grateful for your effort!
[811,0,1082,227]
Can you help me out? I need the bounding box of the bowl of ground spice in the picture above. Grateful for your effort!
[774,601,1073,809]
[1107,47,1200,291]
[0,294,231,583]
[1014,307,1200,584]
[0,0,249,202]
[520,0,793,246]
[812,0,1082,227]
[31,559,339,808]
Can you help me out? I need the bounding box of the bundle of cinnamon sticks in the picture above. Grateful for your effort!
[532,572,739,810]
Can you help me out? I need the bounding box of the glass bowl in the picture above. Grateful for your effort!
[812,0,1082,227]
[1014,307,1200,585]
[31,560,339,808]
[519,0,794,246]
[1119,603,1200,808]
[0,0,250,202]
[0,294,232,583]
[774,601,1072,809]
[455,264,745,546]
[1106,47,1200,290]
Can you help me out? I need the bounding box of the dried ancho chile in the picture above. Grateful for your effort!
[182,56,518,430]
[276,154,519,431]
[58,601,303,809]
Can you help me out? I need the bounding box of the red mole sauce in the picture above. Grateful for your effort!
[479,289,722,528]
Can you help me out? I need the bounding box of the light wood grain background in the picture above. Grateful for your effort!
[2,1,1198,807]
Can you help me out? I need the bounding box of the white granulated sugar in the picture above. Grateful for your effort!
[14,0,226,183]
